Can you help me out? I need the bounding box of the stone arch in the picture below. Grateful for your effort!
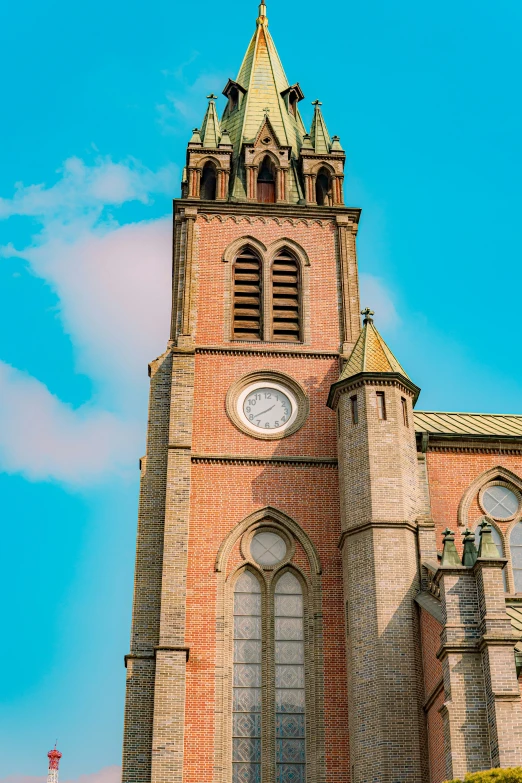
[251,148,281,168]
[310,160,335,176]
[267,237,310,267]
[197,154,223,170]
[458,465,522,527]
[215,506,322,575]
[222,235,267,264]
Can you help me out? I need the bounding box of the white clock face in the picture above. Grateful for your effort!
[237,381,298,435]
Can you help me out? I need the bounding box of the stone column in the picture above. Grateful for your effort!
[335,215,361,355]
[436,530,490,780]
[122,350,174,783]
[474,521,522,768]
[178,207,198,348]
[150,349,195,783]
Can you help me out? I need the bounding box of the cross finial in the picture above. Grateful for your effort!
[263,106,270,115]
[311,99,322,107]
[207,93,217,101]
[361,307,374,324]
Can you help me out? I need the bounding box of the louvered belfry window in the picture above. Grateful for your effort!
[272,251,301,342]
[234,249,262,340]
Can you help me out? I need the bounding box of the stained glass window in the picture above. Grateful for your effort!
[510,522,522,593]
[482,485,519,519]
[274,572,305,783]
[233,571,262,783]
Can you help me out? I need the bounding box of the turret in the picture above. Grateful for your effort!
[300,100,346,205]
[183,94,232,200]
[328,309,425,783]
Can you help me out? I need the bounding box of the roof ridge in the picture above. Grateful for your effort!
[415,410,522,418]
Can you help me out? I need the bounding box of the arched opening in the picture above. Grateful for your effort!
[228,85,239,113]
[315,167,332,206]
[257,156,276,203]
[200,162,217,200]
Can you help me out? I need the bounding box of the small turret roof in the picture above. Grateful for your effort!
[339,309,411,382]
[309,100,331,154]
[200,94,221,147]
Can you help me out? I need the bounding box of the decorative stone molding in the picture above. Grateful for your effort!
[191,454,337,468]
[457,465,522,527]
[225,370,309,440]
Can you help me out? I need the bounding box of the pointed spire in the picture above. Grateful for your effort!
[200,94,221,147]
[309,100,332,154]
[301,133,313,150]
[221,1,306,201]
[477,518,501,558]
[330,135,344,152]
[462,528,478,567]
[441,529,462,567]
[339,308,411,382]
[219,128,232,147]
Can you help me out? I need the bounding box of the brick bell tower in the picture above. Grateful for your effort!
[120,4,426,783]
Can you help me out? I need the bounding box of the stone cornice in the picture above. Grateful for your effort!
[174,197,361,223]
[416,434,522,454]
[327,372,421,410]
[191,454,338,468]
[338,520,418,548]
[195,345,339,360]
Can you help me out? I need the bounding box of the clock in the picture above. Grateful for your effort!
[237,381,299,436]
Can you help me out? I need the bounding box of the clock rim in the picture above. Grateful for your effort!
[226,370,309,440]
[238,381,298,435]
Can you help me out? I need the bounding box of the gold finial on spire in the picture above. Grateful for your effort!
[361,307,375,324]
[257,1,268,26]
[311,99,322,107]
[206,93,218,101]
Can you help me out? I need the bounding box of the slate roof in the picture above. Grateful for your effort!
[413,411,522,439]
[339,318,411,382]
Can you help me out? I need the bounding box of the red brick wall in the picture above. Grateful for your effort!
[183,463,350,783]
[426,451,522,554]
[194,216,341,351]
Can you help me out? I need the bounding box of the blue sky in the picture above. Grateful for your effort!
[1,0,521,779]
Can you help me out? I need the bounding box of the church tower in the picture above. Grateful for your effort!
[122,5,426,783]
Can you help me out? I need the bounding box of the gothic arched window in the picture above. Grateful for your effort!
[315,167,332,206]
[233,571,262,783]
[233,248,262,340]
[201,161,217,200]
[272,250,301,342]
[257,157,276,204]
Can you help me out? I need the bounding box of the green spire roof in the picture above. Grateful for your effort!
[309,100,331,154]
[221,2,306,200]
[200,94,221,147]
[339,309,411,382]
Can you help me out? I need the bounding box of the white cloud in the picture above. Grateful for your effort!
[359,273,400,330]
[0,766,121,783]
[0,362,140,485]
[24,217,173,408]
[0,156,175,486]
[0,156,176,223]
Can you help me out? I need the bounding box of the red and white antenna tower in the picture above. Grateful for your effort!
[47,745,62,783]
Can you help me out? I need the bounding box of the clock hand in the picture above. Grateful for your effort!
[255,404,275,417]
